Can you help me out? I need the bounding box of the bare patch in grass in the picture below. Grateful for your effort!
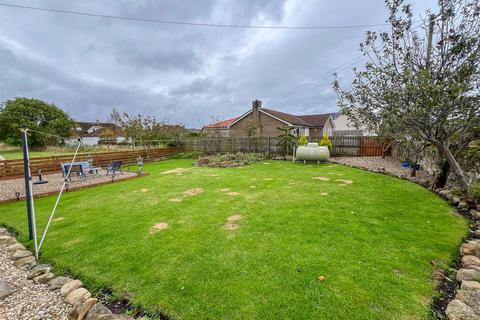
[227,192,240,196]
[263,178,274,181]
[224,223,239,230]
[204,173,219,177]
[149,222,169,234]
[183,188,204,197]
[140,188,149,192]
[162,168,189,174]
[313,176,330,181]
[219,188,230,192]
[169,198,183,203]
[321,192,328,196]
[336,179,353,185]
[227,215,242,222]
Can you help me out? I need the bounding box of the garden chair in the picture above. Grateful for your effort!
[106,161,123,176]
[62,164,86,181]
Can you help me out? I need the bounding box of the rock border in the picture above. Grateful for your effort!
[0,227,134,320]
[329,159,480,320]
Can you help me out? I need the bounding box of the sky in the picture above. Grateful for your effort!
[0,0,438,128]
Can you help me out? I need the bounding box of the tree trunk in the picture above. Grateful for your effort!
[434,160,450,189]
[410,166,417,177]
[439,143,468,192]
[382,140,393,159]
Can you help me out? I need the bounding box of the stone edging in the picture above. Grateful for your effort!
[0,228,134,320]
[329,159,480,320]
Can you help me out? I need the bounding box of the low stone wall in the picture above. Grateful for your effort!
[0,228,134,320]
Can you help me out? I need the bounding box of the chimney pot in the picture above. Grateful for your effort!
[252,100,262,109]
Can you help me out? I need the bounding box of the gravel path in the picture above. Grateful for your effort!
[0,169,138,202]
[330,156,436,185]
[0,244,72,320]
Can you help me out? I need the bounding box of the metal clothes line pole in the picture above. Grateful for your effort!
[21,129,39,258]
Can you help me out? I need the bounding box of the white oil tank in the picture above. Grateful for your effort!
[295,143,330,162]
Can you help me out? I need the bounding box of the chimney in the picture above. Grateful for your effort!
[252,100,262,136]
[252,99,262,110]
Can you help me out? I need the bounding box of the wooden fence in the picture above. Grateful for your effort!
[184,136,390,157]
[0,147,181,180]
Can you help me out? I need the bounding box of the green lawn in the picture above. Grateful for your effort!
[0,150,60,160]
[0,159,467,319]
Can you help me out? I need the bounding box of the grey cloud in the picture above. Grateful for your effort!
[0,0,438,127]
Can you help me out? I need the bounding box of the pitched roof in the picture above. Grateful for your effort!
[261,108,311,126]
[262,108,332,127]
[203,117,239,129]
[74,121,123,137]
[297,113,333,127]
[204,108,333,129]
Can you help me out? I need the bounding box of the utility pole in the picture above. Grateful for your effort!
[426,14,435,68]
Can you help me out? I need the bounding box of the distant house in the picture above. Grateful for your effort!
[332,113,375,136]
[69,122,126,146]
[202,117,239,137]
[202,100,335,138]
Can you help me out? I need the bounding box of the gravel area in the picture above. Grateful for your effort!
[0,169,138,202]
[0,244,72,320]
[330,156,436,185]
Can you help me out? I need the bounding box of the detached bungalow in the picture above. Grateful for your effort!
[68,122,126,146]
[202,100,334,139]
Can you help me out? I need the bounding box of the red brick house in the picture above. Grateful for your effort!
[202,100,335,138]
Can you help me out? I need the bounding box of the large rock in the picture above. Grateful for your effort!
[33,272,55,284]
[452,196,462,205]
[13,256,36,268]
[469,265,480,272]
[27,264,52,279]
[458,269,480,282]
[459,201,469,210]
[439,189,453,199]
[462,281,480,292]
[11,249,32,261]
[456,290,480,314]
[472,210,480,220]
[0,227,9,235]
[49,276,72,290]
[0,236,17,246]
[60,279,83,297]
[85,303,112,320]
[78,298,98,320]
[0,282,17,299]
[462,241,480,258]
[446,299,480,320]
[464,256,480,268]
[6,243,25,252]
[65,287,91,305]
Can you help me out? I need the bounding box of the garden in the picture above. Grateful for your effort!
[0,158,468,319]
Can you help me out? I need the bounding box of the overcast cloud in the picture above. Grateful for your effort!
[0,0,437,127]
